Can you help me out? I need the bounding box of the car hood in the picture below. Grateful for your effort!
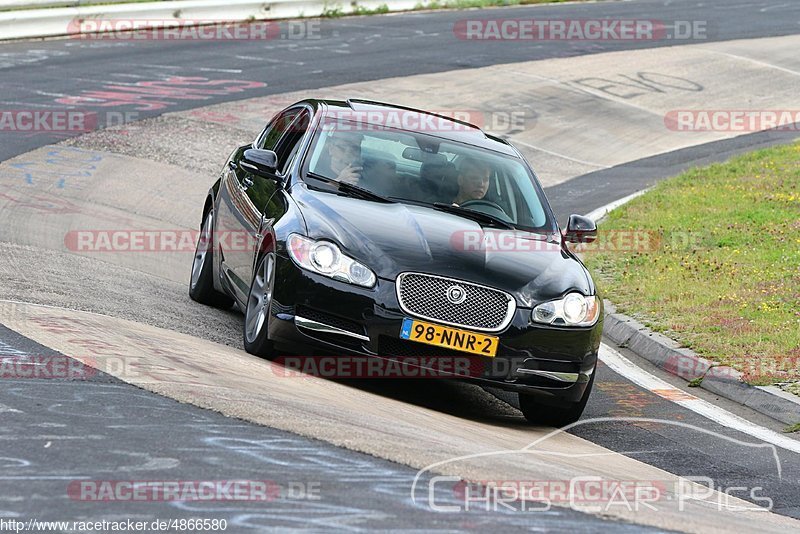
[293,186,594,307]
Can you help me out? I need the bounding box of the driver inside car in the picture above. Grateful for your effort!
[452,157,492,206]
[323,132,364,185]
[317,132,400,198]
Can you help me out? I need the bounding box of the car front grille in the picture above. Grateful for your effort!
[395,273,515,332]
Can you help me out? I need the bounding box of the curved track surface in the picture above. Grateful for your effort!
[1,0,799,531]
[2,0,800,162]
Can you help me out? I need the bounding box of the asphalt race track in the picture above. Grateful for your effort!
[0,0,799,531]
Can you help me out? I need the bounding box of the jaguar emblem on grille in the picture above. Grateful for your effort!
[446,285,467,305]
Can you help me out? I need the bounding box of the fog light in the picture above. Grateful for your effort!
[348,262,375,287]
[532,302,556,323]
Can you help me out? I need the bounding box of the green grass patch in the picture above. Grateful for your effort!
[687,377,704,388]
[583,142,800,386]
[320,0,589,18]
[5,0,585,14]
[7,0,588,16]
[784,382,800,397]
[784,423,800,434]
[416,0,581,8]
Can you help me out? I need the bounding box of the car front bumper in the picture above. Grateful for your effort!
[267,254,601,404]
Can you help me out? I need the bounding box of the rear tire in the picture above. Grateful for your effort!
[519,371,595,427]
[243,252,277,359]
[189,208,234,308]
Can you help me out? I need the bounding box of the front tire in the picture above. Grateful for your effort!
[189,208,234,308]
[519,371,595,427]
[243,252,277,359]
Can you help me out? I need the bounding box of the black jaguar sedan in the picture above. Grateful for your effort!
[189,98,602,426]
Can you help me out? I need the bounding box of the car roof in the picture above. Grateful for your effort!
[302,98,519,157]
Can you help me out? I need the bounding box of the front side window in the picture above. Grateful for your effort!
[257,108,301,151]
[274,110,311,175]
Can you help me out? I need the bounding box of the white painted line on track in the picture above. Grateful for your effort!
[702,49,800,77]
[599,343,800,454]
[760,2,793,12]
[511,138,610,168]
[584,188,650,222]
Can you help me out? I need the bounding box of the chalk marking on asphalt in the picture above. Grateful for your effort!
[760,2,793,13]
[599,344,800,454]
[112,73,154,80]
[0,403,21,414]
[0,476,89,480]
[510,138,610,168]
[195,67,243,74]
[129,63,182,71]
[33,90,70,98]
[0,435,103,441]
[261,57,306,65]
[701,49,800,77]
[0,101,70,109]
[509,69,668,118]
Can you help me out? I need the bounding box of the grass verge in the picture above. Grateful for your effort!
[4,0,590,14]
[322,0,591,17]
[582,142,800,387]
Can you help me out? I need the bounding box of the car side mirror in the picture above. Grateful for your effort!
[563,214,597,244]
[241,148,278,178]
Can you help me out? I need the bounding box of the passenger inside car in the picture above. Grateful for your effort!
[312,131,404,198]
[418,159,458,203]
[361,157,401,197]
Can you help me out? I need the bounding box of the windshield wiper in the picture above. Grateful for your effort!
[432,202,515,229]
[306,172,394,203]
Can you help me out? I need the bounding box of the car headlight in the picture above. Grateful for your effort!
[287,234,376,288]
[531,293,600,327]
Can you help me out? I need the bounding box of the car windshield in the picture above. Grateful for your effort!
[304,117,556,232]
